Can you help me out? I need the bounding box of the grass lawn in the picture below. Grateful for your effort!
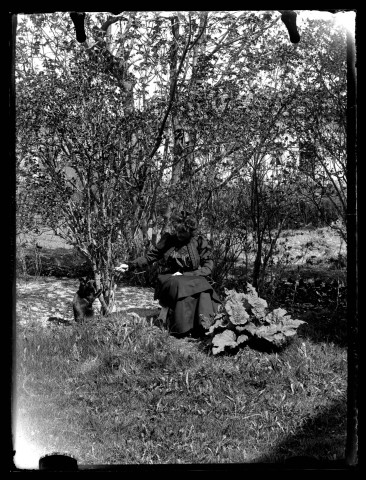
[13,309,347,468]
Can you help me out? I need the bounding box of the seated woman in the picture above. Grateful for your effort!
[115,211,221,337]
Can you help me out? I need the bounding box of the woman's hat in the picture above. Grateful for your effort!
[171,210,198,232]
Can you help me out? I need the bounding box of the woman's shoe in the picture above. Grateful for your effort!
[157,306,169,326]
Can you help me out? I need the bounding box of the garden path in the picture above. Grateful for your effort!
[16,277,160,327]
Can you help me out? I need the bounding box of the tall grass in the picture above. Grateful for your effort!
[13,311,347,467]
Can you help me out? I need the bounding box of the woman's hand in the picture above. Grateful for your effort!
[172,272,183,276]
[114,263,129,273]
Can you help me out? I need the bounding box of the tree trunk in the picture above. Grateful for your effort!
[252,242,262,291]
[161,16,182,231]
[251,166,262,291]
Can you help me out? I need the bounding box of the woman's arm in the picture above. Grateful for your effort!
[129,232,172,269]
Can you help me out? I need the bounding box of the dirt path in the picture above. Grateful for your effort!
[16,277,160,327]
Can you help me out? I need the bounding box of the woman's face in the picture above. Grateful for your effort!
[174,225,191,242]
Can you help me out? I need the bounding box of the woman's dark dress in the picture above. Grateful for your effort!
[130,232,221,335]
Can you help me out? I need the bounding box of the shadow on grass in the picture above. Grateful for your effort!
[47,316,72,326]
[255,398,348,468]
[35,397,349,472]
[296,308,347,348]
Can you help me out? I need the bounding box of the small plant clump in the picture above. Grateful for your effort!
[203,283,306,355]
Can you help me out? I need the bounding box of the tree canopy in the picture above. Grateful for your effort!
[16,10,349,299]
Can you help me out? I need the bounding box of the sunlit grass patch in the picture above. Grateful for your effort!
[14,310,347,467]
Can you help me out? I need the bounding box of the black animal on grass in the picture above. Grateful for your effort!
[73,277,102,322]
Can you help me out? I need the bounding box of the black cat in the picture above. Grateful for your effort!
[72,277,102,322]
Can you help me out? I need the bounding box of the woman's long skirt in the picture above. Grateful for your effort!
[155,274,221,335]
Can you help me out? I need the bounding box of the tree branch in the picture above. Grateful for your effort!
[148,17,193,160]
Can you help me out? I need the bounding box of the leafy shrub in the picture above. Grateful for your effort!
[204,283,306,355]
[16,245,92,278]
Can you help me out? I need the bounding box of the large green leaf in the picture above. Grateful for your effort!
[204,314,228,335]
[212,330,237,355]
[237,334,249,346]
[243,318,306,348]
[264,307,289,324]
[225,301,250,326]
[242,284,268,320]
[224,289,250,325]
